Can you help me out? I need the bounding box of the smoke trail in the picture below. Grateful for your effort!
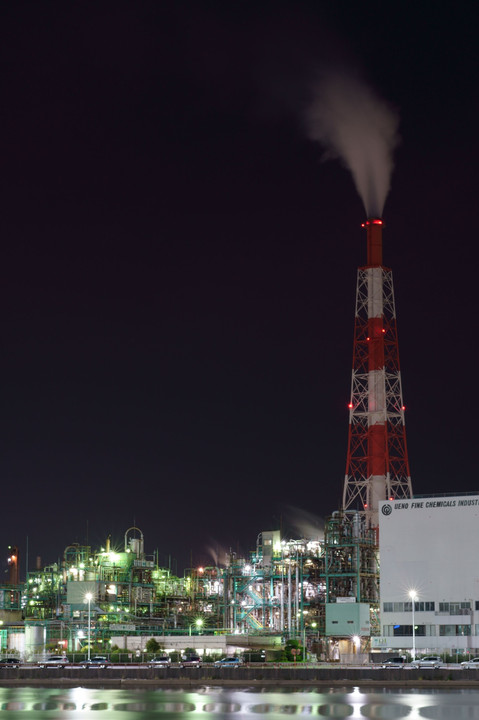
[205,541,230,567]
[283,504,324,540]
[305,71,399,217]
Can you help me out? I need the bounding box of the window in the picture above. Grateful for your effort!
[384,601,435,613]
[439,624,471,636]
[439,602,470,615]
[383,625,428,637]
[450,602,470,615]
[439,624,455,636]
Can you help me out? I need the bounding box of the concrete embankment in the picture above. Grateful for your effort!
[2,666,479,687]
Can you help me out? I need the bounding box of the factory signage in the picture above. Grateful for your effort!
[380,496,479,516]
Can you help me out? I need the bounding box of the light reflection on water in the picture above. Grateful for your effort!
[0,686,478,718]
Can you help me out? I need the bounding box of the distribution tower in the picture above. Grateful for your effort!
[342,218,413,528]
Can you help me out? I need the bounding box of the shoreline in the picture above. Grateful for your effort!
[2,671,479,689]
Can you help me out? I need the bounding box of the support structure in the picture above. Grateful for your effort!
[343,218,412,527]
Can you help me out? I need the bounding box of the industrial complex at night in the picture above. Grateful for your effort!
[2,217,476,664]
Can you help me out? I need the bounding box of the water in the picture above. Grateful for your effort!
[0,686,476,718]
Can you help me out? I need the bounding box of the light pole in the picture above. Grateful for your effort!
[409,590,417,661]
[189,618,203,636]
[85,592,93,661]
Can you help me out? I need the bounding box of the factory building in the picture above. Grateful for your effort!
[1,519,377,660]
[376,494,479,655]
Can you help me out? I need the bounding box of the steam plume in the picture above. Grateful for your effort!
[205,541,229,567]
[305,71,399,217]
[283,504,324,541]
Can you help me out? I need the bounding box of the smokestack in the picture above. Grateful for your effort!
[343,219,412,527]
[363,217,383,266]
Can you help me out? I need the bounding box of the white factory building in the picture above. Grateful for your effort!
[375,493,479,656]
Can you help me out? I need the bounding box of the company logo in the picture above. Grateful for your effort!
[381,504,392,516]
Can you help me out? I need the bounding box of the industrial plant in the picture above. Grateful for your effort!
[1,218,475,662]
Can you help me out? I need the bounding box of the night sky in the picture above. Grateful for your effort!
[1,2,479,576]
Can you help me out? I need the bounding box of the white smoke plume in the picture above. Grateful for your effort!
[305,71,399,217]
[283,504,324,541]
[205,542,230,567]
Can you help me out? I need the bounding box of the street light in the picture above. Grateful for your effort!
[409,590,417,661]
[189,618,203,636]
[85,592,93,661]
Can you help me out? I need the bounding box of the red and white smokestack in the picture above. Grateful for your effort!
[364,218,387,522]
[343,218,412,527]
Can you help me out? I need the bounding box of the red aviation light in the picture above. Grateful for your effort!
[361,218,383,228]
[348,402,354,409]
[401,405,406,411]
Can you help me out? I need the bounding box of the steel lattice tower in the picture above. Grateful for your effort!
[342,218,413,527]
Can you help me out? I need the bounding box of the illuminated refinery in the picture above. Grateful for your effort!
[0,219,476,662]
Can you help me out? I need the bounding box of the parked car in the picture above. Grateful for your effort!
[180,655,201,668]
[381,657,406,668]
[461,657,479,669]
[148,656,171,667]
[410,655,442,669]
[0,658,21,668]
[38,655,70,668]
[214,657,243,667]
[81,656,110,668]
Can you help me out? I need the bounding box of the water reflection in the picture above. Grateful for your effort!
[0,686,478,718]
